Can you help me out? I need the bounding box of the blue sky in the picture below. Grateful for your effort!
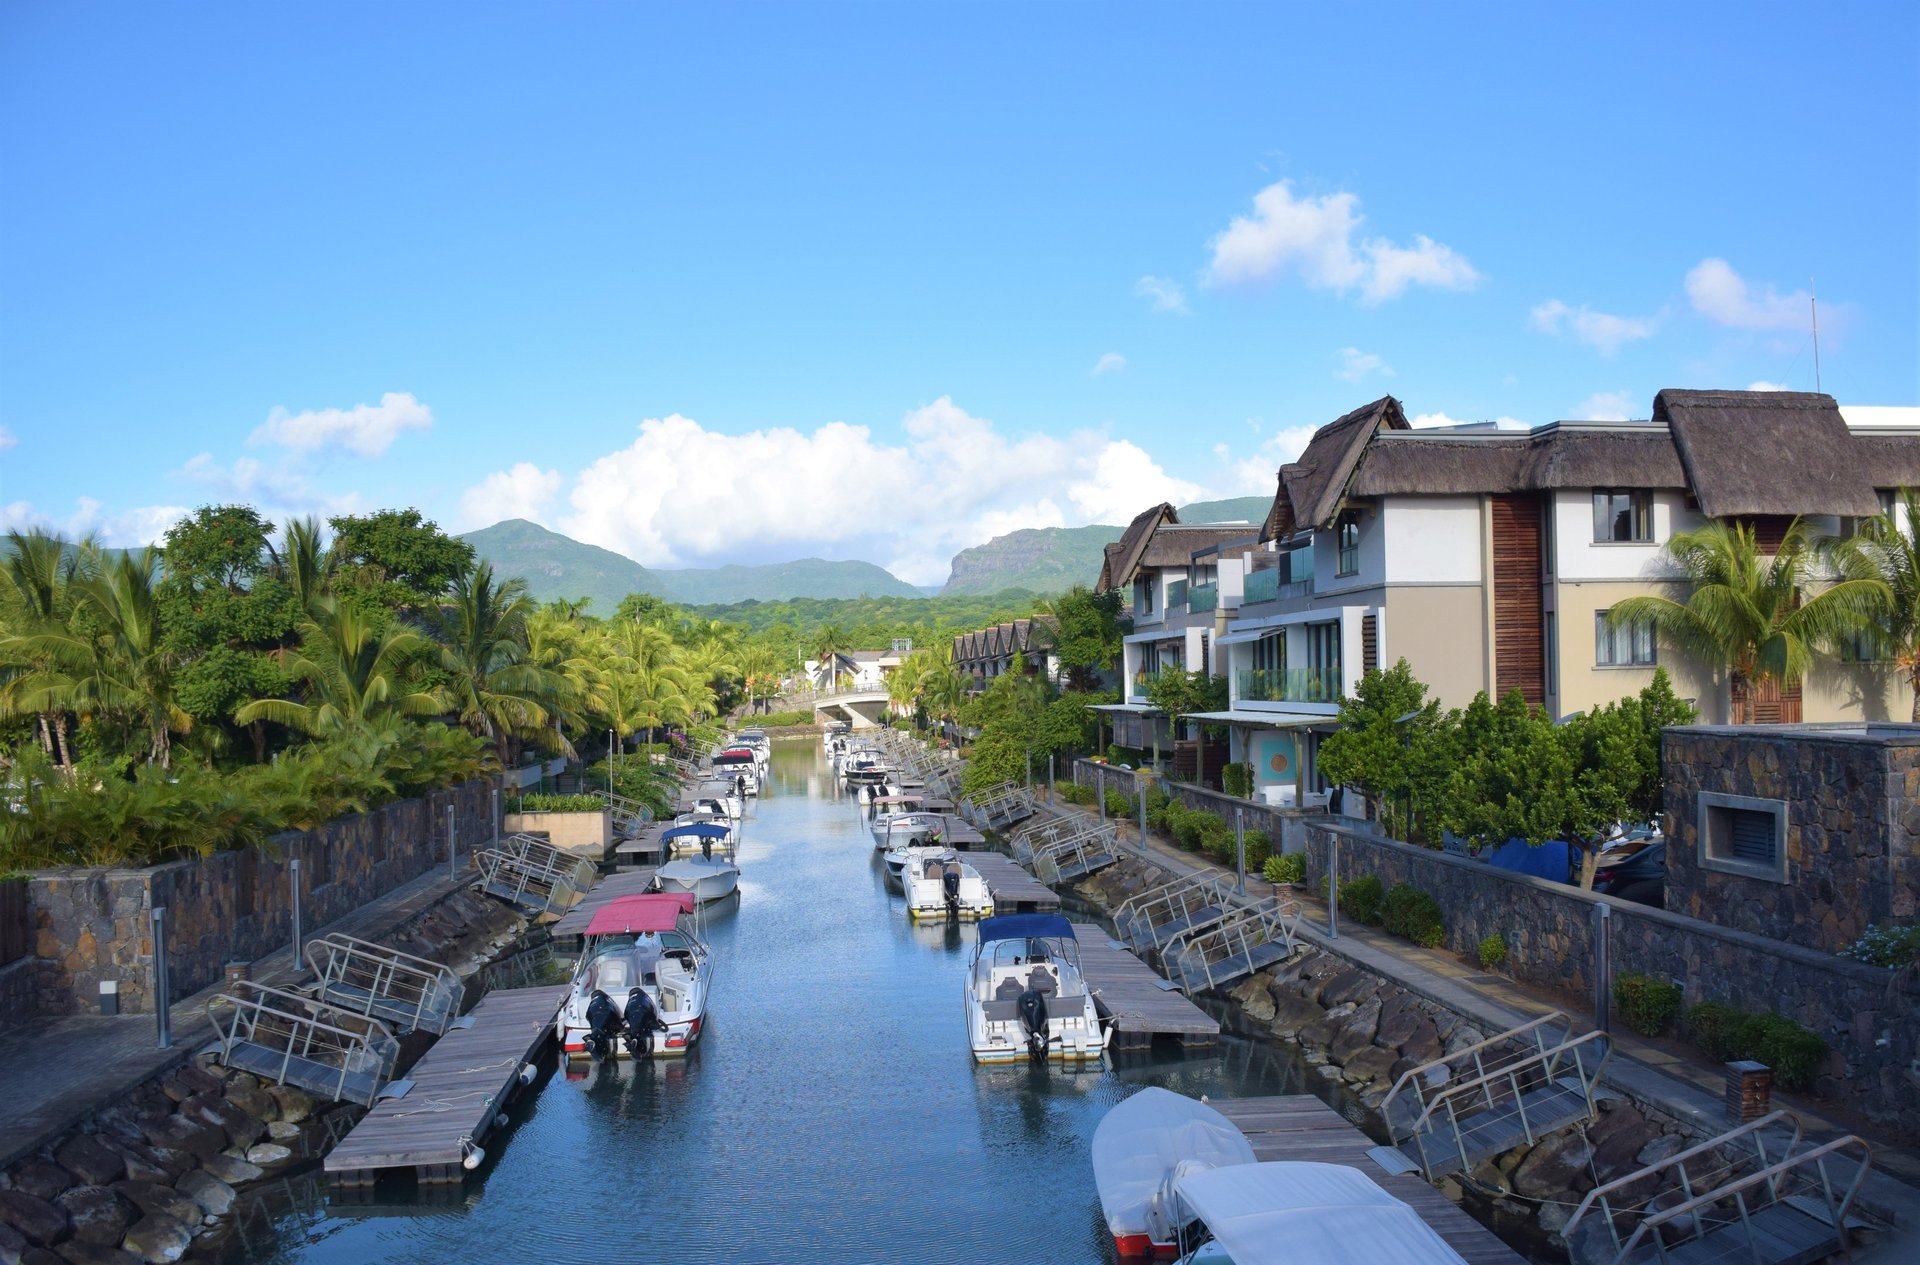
[2,2,1915,584]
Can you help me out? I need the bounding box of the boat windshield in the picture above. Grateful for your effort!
[974,935,1080,973]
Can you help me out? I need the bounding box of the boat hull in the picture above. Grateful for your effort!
[654,865,740,903]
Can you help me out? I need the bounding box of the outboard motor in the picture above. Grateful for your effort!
[1017,988,1050,1060]
[623,986,667,1058]
[942,864,962,921]
[701,834,714,861]
[584,989,620,1060]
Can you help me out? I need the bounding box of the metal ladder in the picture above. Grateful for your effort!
[1164,900,1301,994]
[1031,824,1122,884]
[303,933,462,1036]
[475,838,585,916]
[1113,872,1241,954]
[208,981,401,1107]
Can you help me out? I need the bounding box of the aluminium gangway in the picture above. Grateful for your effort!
[303,932,464,1037]
[208,980,402,1108]
[474,833,591,917]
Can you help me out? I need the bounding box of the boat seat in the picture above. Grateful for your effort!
[983,999,1022,1022]
[995,976,1025,1000]
[1027,968,1058,994]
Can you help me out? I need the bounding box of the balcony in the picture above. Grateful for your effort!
[1236,667,1342,705]
[1130,665,1185,698]
[1188,583,1218,613]
[1166,579,1188,614]
[1242,570,1279,605]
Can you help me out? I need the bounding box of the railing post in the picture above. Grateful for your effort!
[1327,829,1341,939]
[447,803,457,881]
[491,786,501,848]
[1048,753,1055,801]
[290,856,303,975]
[1098,768,1106,826]
[1235,807,1247,896]
[1592,901,1611,1033]
[1137,779,1148,856]
[151,906,172,1049]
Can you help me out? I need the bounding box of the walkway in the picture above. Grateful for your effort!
[0,865,483,1169]
[1041,794,1920,1251]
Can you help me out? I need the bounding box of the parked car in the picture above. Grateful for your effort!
[1592,837,1665,908]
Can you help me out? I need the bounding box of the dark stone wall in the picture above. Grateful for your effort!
[1072,758,1323,854]
[1663,725,1920,953]
[1303,822,1920,1140]
[15,778,496,1019]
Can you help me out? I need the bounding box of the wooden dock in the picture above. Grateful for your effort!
[970,852,1060,911]
[548,868,657,945]
[324,984,568,1186]
[1209,1096,1527,1265]
[1070,923,1219,1050]
[929,812,984,849]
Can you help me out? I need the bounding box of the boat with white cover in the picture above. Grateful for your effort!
[1092,1087,1256,1259]
[964,914,1110,1064]
[663,818,735,858]
[1167,1161,1467,1264]
[654,856,740,903]
[903,852,992,921]
[558,893,714,1060]
[873,810,946,854]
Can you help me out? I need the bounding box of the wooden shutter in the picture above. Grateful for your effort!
[1491,494,1546,706]
[1362,614,1378,675]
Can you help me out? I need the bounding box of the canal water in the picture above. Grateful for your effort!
[227,738,1325,1265]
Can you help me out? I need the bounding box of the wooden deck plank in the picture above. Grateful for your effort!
[547,869,658,942]
[1210,1095,1527,1265]
[323,985,568,1176]
[1070,923,1219,1046]
[969,853,1060,911]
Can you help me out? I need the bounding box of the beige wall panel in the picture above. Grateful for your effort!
[1380,584,1488,709]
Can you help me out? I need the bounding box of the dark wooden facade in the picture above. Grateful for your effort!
[1490,494,1547,706]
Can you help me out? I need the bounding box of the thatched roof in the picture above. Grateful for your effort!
[1140,524,1258,568]
[1852,435,1920,489]
[1350,426,1688,496]
[1263,396,1408,539]
[1097,502,1178,591]
[1655,389,1882,518]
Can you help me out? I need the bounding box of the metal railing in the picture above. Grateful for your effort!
[602,791,655,834]
[1188,583,1218,613]
[303,933,462,1036]
[1113,871,1240,954]
[1242,569,1281,605]
[476,839,586,916]
[1030,824,1121,885]
[498,831,598,892]
[208,981,400,1108]
[1009,816,1086,864]
[1564,1112,1871,1265]
[1389,1023,1612,1181]
[1164,900,1300,994]
[1378,1011,1577,1136]
[1236,666,1340,704]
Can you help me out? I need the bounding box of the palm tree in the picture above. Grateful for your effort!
[1608,518,1889,722]
[602,621,700,741]
[813,623,852,691]
[428,563,566,761]
[1832,487,1920,720]
[525,608,607,753]
[0,529,87,766]
[235,599,443,735]
[268,517,335,616]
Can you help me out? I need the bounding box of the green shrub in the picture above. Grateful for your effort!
[1613,973,1684,1037]
[1381,883,1446,948]
[1244,829,1272,871]
[1748,1014,1826,1091]
[506,793,605,813]
[1839,922,1920,968]
[1336,874,1384,925]
[750,709,816,727]
[1221,762,1251,798]
[1686,1001,1750,1062]
[1146,784,1171,812]
[1477,934,1508,970]
[1172,809,1207,851]
[1103,788,1132,818]
[1263,852,1305,886]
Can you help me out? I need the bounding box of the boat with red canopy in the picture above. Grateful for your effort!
[557,893,714,1060]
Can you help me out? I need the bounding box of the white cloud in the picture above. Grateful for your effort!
[1091,352,1128,376]
[552,399,1214,586]
[1746,380,1791,392]
[1218,423,1323,495]
[1205,181,1480,303]
[458,462,563,530]
[1134,275,1189,314]
[1684,259,1812,331]
[0,425,16,452]
[1573,391,1638,422]
[0,497,188,547]
[249,391,433,457]
[1337,347,1393,383]
[1530,299,1657,355]
[1409,411,1530,431]
[178,452,360,522]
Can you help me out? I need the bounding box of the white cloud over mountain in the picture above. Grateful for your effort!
[249,391,433,456]
[1206,181,1480,303]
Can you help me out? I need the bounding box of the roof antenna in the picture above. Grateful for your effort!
[1810,276,1822,394]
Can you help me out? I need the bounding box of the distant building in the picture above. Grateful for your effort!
[952,618,1060,687]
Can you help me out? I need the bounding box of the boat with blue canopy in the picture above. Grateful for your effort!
[964,913,1110,1064]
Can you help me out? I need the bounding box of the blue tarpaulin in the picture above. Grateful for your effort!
[1484,836,1575,883]
[978,913,1076,943]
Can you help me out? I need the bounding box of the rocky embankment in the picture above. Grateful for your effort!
[1076,857,1698,1259]
[0,888,525,1265]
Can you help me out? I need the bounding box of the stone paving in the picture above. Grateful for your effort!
[0,865,477,1169]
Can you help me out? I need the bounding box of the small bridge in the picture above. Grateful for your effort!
[809,687,892,728]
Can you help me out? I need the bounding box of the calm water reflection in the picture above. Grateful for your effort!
[226,738,1310,1264]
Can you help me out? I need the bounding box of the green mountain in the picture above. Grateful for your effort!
[459,519,665,613]
[652,558,923,603]
[461,520,923,609]
[937,495,1272,596]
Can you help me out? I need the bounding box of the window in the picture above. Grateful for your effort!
[1592,490,1652,543]
[1252,631,1285,672]
[1840,627,1887,663]
[1842,490,1897,539]
[1698,793,1788,882]
[1336,510,1361,576]
[1595,610,1655,666]
[1137,578,1155,615]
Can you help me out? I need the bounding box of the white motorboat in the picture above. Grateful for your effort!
[663,817,735,858]
[1167,1162,1467,1264]
[734,730,771,771]
[882,842,953,890]
[712,746,760,796]
[964,914,1110,1064]
[654,856,741,903]
[687,783,742,823]
[903,853,992,921]
[870,802,944,850]
[558,893,714,1060]
[1092,1088,1256,1259]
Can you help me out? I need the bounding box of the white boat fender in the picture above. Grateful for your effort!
[518,1062,536,1086]
[461,1143,486,1171]
[495,1112,509,1131]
